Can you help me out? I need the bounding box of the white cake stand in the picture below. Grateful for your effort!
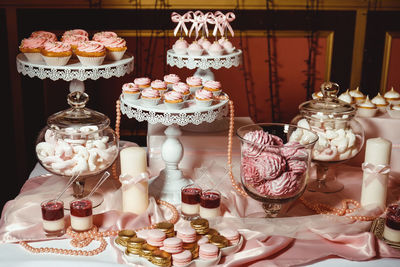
[166,49,242,82]
[16,53,134,208]
[16,52,134,93]
[120,94,229,204]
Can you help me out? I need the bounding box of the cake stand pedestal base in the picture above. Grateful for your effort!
[193,67,215,82]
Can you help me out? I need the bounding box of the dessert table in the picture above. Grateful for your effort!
[1,128,400,266]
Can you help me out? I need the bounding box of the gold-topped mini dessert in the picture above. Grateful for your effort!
[190,218,209,235]
[209,234,229,249]
[151,249,172,267]
[338,89,354,104]
[156,221,175,237]
[356,96,378,117]
[126,237,146,255]
[384,87,400,104]
[115,229,136,247]
[371,93,388,112]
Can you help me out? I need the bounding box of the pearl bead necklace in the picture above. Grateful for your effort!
[20,199,179,256]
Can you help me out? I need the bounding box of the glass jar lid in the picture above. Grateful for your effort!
[299,82,356,119]
[47,91,110,133]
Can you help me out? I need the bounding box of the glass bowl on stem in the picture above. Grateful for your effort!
[293,81,365,193]
[35,91,119,208]
[236,123,318,217]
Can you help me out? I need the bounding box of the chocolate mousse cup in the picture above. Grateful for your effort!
[181,184,202,221]
[70,199,93,232]
[383,204,400,243]
[41,199,65,236]
[199,190,221,218]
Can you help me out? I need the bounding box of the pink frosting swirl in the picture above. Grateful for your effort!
[134,77,151,86]
[195,89,213,100]
[43,41,71,52]
[92,31,118,42]
[62,35,89,47]
[173,82,190,94]
[63,29,88,37]
[20,37,47,49]
[141,88,160,98]
[186,76,202,86]
[99,37,126,48]
[31,31,57,41]
[151,79,167,89]
[122,83,139,92]
[164,74,180,83]
[203,80,222,90]
[77,41,105,52]
[164,91,183,101]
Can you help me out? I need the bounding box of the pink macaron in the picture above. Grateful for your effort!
[219,228,240,245]
[147,229,166,247]
[162,237,183,254]
[197,236,209,245]
[199,243,219,260]
[172,249,192,266]
[136,229,150,239]
[176,226,197,243]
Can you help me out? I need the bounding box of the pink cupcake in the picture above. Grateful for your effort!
[99,37,127,61]
[92,31,118,42]
[172,82,190,100]
[41,41,72,66]
[207,41,224,56]
[164,74,180,89]
[134,77,151,89]
[75,41,106,66]
[172,250,192,266]
[30,31,57,42]
[122,82,140,102]
[173,38,188,55]
[187,41,203,56]
[61,34,89,55]
[151,79,167,95]
[164,91,184,110]
[195,89,213,107]
[186,76,203,94]
[62,29,89,38]
[203,80,222,96]
[141,87,161,106]
[19,37,47,63]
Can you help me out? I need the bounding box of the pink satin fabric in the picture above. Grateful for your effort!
[1,139,400,265]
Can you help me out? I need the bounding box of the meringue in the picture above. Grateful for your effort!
[356,96,377,117]
[349,87,365,103]
[384,87,400,104]
[371,93,388,112]
[338,90,354,104]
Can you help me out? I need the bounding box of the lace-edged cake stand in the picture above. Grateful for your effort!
[166,49,242,82]
[120,93,229,204]
[16,52,134,93]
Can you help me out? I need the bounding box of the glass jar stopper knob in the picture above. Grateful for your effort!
[67,91,89,108]
[320,81,339,98]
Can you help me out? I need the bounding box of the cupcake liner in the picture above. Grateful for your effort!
[42,55,71,66]
[195,98,213,107]
[152,88,168,96]
[24,52,44,63]
[106,50,126,61]
[141,97,160,107]
[77,55,106,66]
[123,92,140,102]
[164,101,184,110]
[205,89,222,97]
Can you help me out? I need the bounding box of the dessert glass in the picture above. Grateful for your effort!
[70,198,93,232]
[237,123,318,217]
[292,82,365,193]
[41,199,65,236]
[35,91,119,208]
[199,189,221,218]
[181,184,202,220]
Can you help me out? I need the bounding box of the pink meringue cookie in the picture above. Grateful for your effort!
[187,41,203,56]
[173,38,188,55]
[207,41,224,56]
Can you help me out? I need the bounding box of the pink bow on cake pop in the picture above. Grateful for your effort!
[189,10,206,39]
[171,12,190,36]
[221,12,236,37]
[207,12,224,37]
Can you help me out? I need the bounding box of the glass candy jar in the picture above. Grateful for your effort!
[35,91,118,207]
[292,82,365,193]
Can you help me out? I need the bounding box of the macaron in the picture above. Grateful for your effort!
[219,228,240,245]
[176,226,197,244]
[162,237,183,254]
[199,243,219,260]
[197,236,209,245]
[172,249,192,266]
[136,229,150,240]
[147,229,166,247]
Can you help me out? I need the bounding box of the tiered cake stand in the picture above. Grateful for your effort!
[166,49,242,82]
[16,53,134,93]
[16,53,134,207]
[120,94,229,204]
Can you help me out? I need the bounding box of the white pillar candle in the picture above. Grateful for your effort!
[120,147,149,215]
[360,138,392,211]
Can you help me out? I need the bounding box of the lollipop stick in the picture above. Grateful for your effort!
[55,172,81,202]
[87,171,110,199]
